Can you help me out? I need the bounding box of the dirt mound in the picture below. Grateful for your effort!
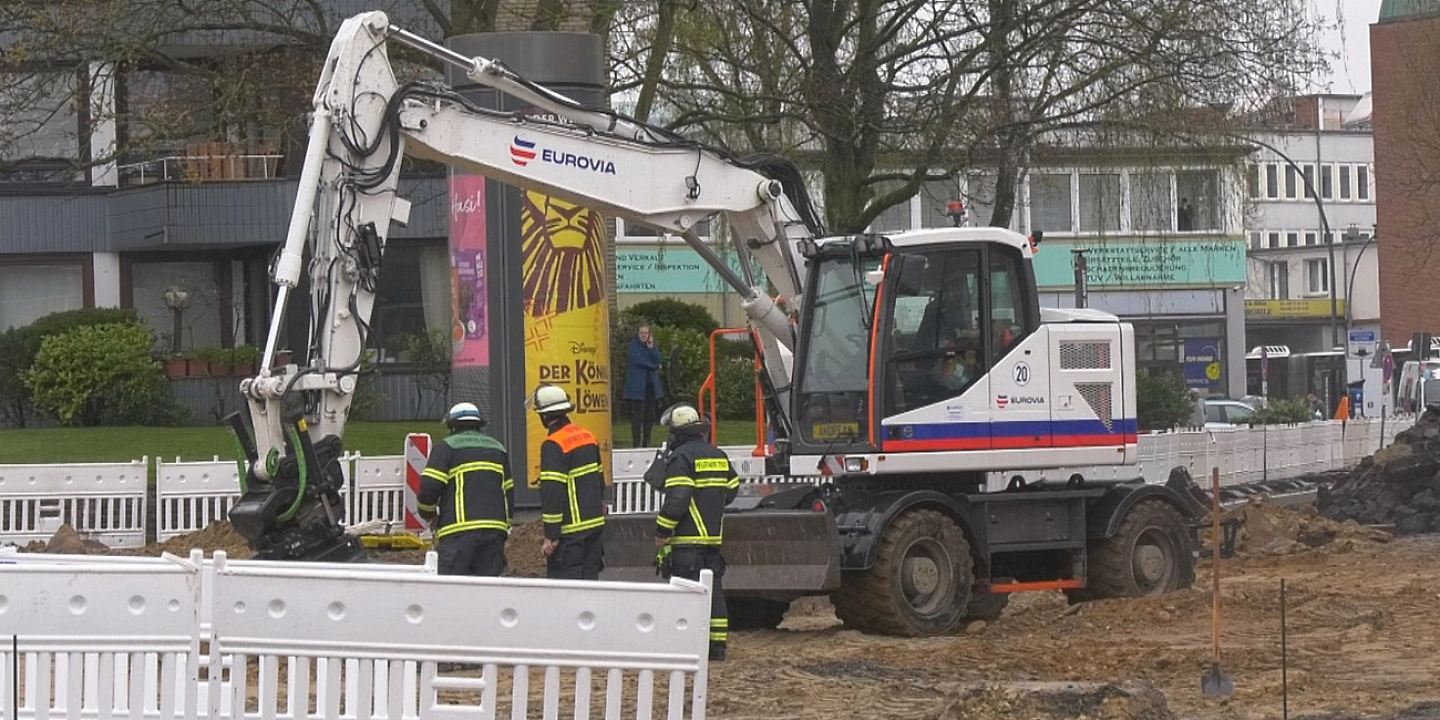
[146,522,255,559]
[20,523,112,554]
[1320,409,1440,534]
[933,682,1174,720]
[504,521,548,577]
[1226,499,1391,556]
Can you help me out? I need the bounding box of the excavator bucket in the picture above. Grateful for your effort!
[601,494,841,595]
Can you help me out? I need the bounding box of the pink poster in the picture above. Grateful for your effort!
[450,174,489,367]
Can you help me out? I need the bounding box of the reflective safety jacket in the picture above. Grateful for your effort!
[417,430,515,539]
[655,434,739,546]
[539,421,607,541]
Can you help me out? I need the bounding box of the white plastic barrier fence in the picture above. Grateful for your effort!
[0,558,202,719]
[609,447,822,515]
[0,553,714,720]
[0,457,148,548]
[983,416,1415,492]
[156,455,243,542]
[350,453,407,529]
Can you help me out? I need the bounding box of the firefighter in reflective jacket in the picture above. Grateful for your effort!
[533,385,607,580]
[652,403,738,661]
[417,402,515,576]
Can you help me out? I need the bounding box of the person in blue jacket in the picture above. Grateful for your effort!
[624,324,664,447]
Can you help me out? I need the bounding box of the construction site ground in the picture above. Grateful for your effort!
[22,505,1440,720]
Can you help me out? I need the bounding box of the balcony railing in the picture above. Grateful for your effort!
[120,143,286,185]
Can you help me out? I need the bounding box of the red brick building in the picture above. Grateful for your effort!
[1373,1,1440,342]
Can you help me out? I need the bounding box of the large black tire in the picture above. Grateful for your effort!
[1067,499,1195,603]
[727,597,791,631]
[832,509,974,636]
[965,590,1010,621]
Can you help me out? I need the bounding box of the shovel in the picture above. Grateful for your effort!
[1202,466,1235,698]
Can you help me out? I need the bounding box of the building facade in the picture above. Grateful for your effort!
[1372,1,1440,343]
[1242,95,1379,364]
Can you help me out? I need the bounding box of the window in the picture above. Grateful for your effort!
[129,261,225,350]
[1225,403,1254,424]
[0,262,85,330]
[1304,231,1318,247]
[0,72,81,165]
[1358,165,1370,200]
[1267,232,1281,249]
[1246,165,1260,199]
[1249,232,1263,250]
[1326,231,1336,246]
[887,250,983,414]
[1284,165,1298,199]
[1129,172,1171,232]
[1286,232,1299,248]
[1269,262,1288,299]
[797,253,882,443]
[1265,164,1280,199]
[989,246,1032,362]
[1302,164,1315,199]
[1320,163,1334,199]
[373,243,452,361]
[1306,258,1329,295]
[1339,165,1352,200]
[1029,173,1073,233]
[869,182,911,233]
[1175,170,1219,230]
[1078,173,1121,232]
[965,173,999,227]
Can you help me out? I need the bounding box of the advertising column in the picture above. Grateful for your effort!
[447,33,611,500]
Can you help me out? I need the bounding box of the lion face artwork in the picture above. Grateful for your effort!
[520,191,606,319]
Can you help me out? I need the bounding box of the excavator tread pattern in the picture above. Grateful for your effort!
[832,509,974,637]
[1067,498,1195,603]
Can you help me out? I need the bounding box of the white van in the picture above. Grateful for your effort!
[1395,360,1440,414]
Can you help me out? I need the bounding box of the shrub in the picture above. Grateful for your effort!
[402,329,453,420]
[0,308,141,427]
[25,323,182,426]
[624,298,719,336]
[1137,372,1193,432]
[1246,398,1314,425]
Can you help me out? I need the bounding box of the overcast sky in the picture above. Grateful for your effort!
[1313,0,1382,94]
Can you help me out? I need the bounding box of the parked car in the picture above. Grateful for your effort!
[1204,399,1256,428]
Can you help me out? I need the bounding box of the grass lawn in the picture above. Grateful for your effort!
[0,419,762,465]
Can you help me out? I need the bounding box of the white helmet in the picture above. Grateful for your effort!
[530,384,573,414]
[445,402,484,428]
[660,403,702,429]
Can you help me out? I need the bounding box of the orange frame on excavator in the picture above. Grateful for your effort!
[696,327,768,456]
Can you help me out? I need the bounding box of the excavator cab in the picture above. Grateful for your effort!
[790,229,1041,462]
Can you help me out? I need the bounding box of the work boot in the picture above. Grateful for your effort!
[708,645,726,662]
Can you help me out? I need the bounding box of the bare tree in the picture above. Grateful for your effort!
[612,0,1324,234]
[0,0,611,176]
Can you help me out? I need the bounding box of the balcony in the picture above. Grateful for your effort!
[118,142,284,187]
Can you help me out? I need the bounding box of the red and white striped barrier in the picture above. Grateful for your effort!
[403,433,431,533]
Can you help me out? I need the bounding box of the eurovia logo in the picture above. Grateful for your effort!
[996,395,1009,409]
[510,136,537,166]
[508,134,618,175]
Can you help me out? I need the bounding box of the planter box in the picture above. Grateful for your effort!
[164,357,188,380]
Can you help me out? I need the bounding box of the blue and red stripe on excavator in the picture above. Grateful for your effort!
[881,419,1138,452]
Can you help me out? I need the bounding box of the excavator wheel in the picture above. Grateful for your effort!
[727,597,791,631]
[832,509,973,636]
[1066,499,1195,603]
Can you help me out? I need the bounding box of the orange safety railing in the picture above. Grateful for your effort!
[696,327,768,456]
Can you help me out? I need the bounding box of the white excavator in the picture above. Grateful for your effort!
[227,11,1202,637]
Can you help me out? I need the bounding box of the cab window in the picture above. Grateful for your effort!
[989,246,1032,362]
[886,249,984,413]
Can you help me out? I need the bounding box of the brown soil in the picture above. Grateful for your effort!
[21,517,1440,719]
[1224,499,1393,557]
